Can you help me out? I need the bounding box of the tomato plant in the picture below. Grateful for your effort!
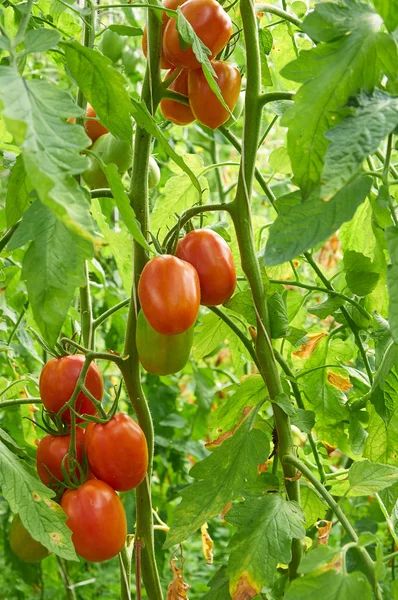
[9,515,50,563]
[138,255,200,335]
[36,427,85,487]
[39,355,103,423]
[61,480,127,562]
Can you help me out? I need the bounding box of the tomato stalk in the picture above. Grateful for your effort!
[120,1,164,598]
[228,0,303,578]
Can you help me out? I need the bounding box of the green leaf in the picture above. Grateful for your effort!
[0,439,77,560]
[259,28,273,88]
[5,154,31,227]
[269,147,291,175]
[291,409,315,434]
[344,250,380,296]
[268,293,289,338]
[300,483,328,527]
[263,176,372,266]
[62,40,133,143]
[202,567,230,600]
[24,28,61,53]
[8,201,92,345]
[192,311,230,361]
[372,0,398,31]
[308,296,345,319]
[299,545,340,574]
[322,90,398,201]
[209,375,266,438]
[281,0,396,197]
[226,494,305,596]
[164,419,270,547]
[0,66,96,242]
[224,291,256,326]
[273,392,296,417]
[364,373,398,464]
[346,459,398,496]
[386,226,398,343]
[285,569,372,599]
[108,24,143,36]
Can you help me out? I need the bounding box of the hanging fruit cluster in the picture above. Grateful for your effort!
[142,0,241,129]
[136,229,236,374]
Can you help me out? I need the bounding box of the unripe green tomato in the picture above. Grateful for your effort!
[148,156,160,189]
[99,29,126,63]
[83,133,133,189]
[9,515,49,563]
[136,310,193,375]
[122,48,139,75]
[224,93,244,129]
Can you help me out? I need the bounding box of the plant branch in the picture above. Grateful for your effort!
[90,188,114,198]
[93,299,130,330]
[209,306,260,370]
[255,3,303,28]
[259,91,295,107]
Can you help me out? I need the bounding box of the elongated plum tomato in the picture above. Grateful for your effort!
[138,255,200,335]
[84,413,148,491]
[10,514,49,563]
[39,355,104,424]
[61,480,127,562]
[142,0,186,69]
[163,0,232,70]
[176,229,236,305]
[160,69,195,126]
[136,310,193,375]
[36,428,85,487]
[188,61,241,130]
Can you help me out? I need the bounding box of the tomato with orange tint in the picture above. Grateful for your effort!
[142,0,186,69]
[160,69,195,126]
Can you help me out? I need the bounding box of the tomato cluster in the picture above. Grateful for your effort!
[137,229,236,373]
[9,355,149,564]
[142,0,241,129]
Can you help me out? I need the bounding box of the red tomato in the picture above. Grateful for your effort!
[85,105,108,144]
[188,61,241,129]
[138,255,200,335]
[39,355,104,424]
[176,229,236,305]
[163,0,232,70]
[61,480,127,562]
[85,413,148,492]
[142,0,186,68]
[160,69,195,126]
[36,428,85,487]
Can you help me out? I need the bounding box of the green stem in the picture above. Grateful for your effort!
[163,202,230,250]
[119,545,133,600]
[211,133,227,205]
[0,398,42,409]
[259,91,295,106]
[13,0,34,46]
[209,306,260,370]
[376,149,398,179]
[160,89,190,105]
[232,0,302,579]
[384,550,398,563]
[90,188,114,198]
[258,114,278,149]
[0,224,19,253]
[56,557,77,600]
[80,261,93,351]
[254,3,303,28]
[7,304,27,346]
[93,298,130,330]
[383,134,398,227]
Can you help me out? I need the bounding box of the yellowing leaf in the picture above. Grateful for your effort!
[167,558,190,600]
[293,333,326,359]
[201,523,214,565]
[327,372,352,391]
[231,574,258,600]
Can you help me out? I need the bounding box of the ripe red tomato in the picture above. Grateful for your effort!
[138,255,200,335]
[84,413,148,491]
[85,105,108,144]
[160,69,195,126]
[176,229,236,305]
[142,0,186,69]
[36,428,85,487]
[39,355,104,424]
[61,480,127,562]
[163,0,232,70]
[9,514,49,563]
[188,61,241,129]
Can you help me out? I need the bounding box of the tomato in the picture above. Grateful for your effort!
[142,0,186,69]
[224,92,244,128]
[136,310,193,375]
[85,105,108,144]
[138,255,200,335]
[99,29,126,63]
[188,61,241,130]
[36,428,85,487]
[9,514,49,563]
[160,69,195,126]
[176,229,236,305]
[163,0,232,70]
[84,413,148,491]
[148,156,161,189]
[82,133,133,189]
[61,480,126,562]
[39,355,104,424]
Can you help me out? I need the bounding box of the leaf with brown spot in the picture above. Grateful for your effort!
[293,333,326,359]
[207,406,253,448]
[166,557,190,600]
[232,574,258,600]
[327,371,352,391]
[201,523,214,565]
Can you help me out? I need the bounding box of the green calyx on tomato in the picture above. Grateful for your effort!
[136,309,193,375]
[36,427,85,488]
[99,29,127,63]
[82,133,133,189]
[9,515,50,563]
[148,156,161,188]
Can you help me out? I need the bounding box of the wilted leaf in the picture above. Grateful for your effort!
[201,523,214,565]
[327,372,352,391]
[293,333,326,359]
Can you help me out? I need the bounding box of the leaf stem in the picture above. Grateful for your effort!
[0,397,42,409]
[80,261,93,351]
[209,306,260,370]
[93,298,130,330]
[254,3,303,28]
[259,91,295,106]
[7,303,27,346]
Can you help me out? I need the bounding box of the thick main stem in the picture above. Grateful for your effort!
[231,0,302,578]
[121,2,163,598]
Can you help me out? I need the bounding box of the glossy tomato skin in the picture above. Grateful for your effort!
[176,229,236,305]
[138,255,200,335]
[10,514,49,563]
[36,428,85,487]
[163,0,232,70]
[160,69,195,126]
[188,61,241,130]
[136,310,193,375]
[85,105,108,144]
[39,355,104,424]
[142,0,186,69]
[61,480,127,562]
[84,413,148,492]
